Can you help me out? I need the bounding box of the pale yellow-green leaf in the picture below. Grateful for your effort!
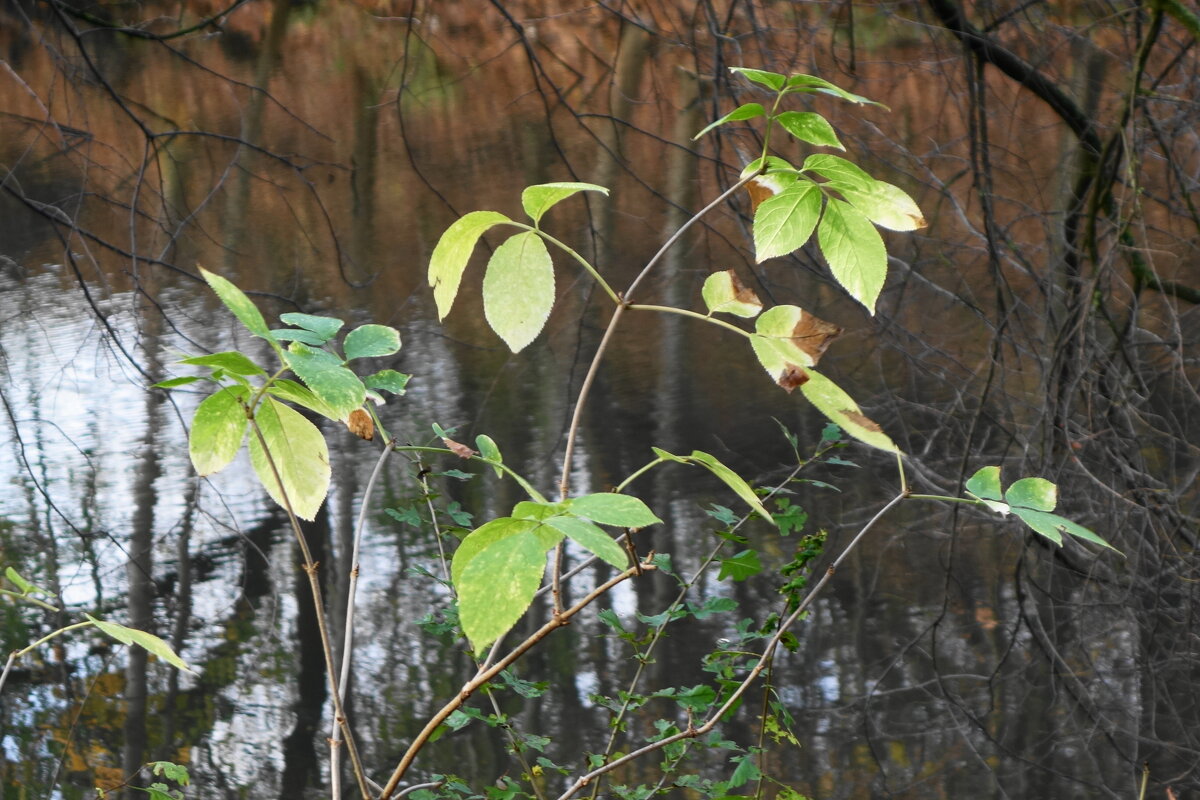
[799,368,900,453]
[483,231,555,353]
[247,397,331,521]
[701,270,762,318]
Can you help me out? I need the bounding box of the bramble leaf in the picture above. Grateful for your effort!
[483,231,555,353]
[429,210,512,320]
[189,385,249,475]
[247,397,331,521]
[521,182,608,226]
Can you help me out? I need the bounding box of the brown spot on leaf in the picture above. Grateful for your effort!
[790,313,842,366]
[442,437,477,459]
[745,177,777,211]
[778,364,809,392]
[725,270,761,306]
[347,408,374,441]
[840,409,882,433]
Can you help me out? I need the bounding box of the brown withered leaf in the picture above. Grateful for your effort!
[778,364,810,393]
[745,177,777,212]
[346,408,374,441]
[791,313,842,367]
[727,271,760,306]
[442,437,477,459]
[841,410,883,433]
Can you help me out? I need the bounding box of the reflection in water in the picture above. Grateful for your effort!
[1,2,1198,799]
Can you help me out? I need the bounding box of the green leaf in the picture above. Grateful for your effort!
[521,182,608,226]
[727,754,763,789]
[452,518,540,587]
[265,379,341,420]
[150,761,191,785]
[544,516,629,569]
[429,210,512,320]
[803,154,876,191]
[247,397,331,521]
[702,270,762,318]
[284,342,366,418]
[836,180,926,232]
[198,267,277,344]
[85,614,193,673]
[1010,508,1064,546]
[693,102,766,140]
[363,369,410,395]
[798,369,900,453]
[652,449,775,525]
[152,376,203,389]
[5,567,50,597]
[476,434,504,478]
[753,181,823,262]
[784,73,883,107]
[269,329,328,346]
[817,198,887,314]
[965,466,1004,503]
[719,549,762,581]
[512,502,562,521]
[279,312,344,341]
[189,385,249,476]
[568,494,662,527]
[180,351,266,376]
[750,305,842,389]
[669,684,717,712]
[483,231,555,353]
[344,324,401,360]
[456,529,550,651]
[1006,477,1057,512]
[730,67,785,91]
[773,111,844,150]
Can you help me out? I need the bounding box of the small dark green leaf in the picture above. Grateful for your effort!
[364,369,410,395]
[279,312,344,341]
[344,324,401,360]
[719,549,762,581]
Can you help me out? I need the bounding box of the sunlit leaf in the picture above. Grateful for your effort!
[483,231,555,353]
[1005,477,1057,512]
[284,342,365,418]
[265,379,341,420]
[279,312,343,341]
[521,182,608,225]
[544,516,628,569]
[363,369,410,395]
[85,614,193,673]
[784,73,884,107]
[741,156,800,211]
[476,434,504,478]
[198,267,277,344]
[189,385,249,476]
[456,528,550,651]
[568,493,662,527]
[798,369,900,453]
[344,324,401,360]
[651,448,775,525]
[730,67,785,92]
[774,111,844,150]
[153,376,202,389]
[837,180,926,231]
[693,102,766,140]
[247,397,331,521]
[750,305,842,388]
[429,210,512,320]
[512,502,562,522]
[817,198,887,314]
[702,270,763,318]
[180,351,266,376]
[754,180,823,263]
[802,154,876,191]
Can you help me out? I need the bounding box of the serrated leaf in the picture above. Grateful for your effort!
[754,181,823,262]
[153,376,202,389]
[727,754,763,789]
[799,369,900,453]
[284,342,365,418]
[344,324,401,360]
[429,210,512,320]
[189,386,249,476]
[521,182,608,226]
[476,434,504,478]
[544,516,628,569]
[198,267,276,344]
[180,351,266,376]
[363,369,410,395]
[85,614,193,673]
[837,180,926,231]
[702,270,762,318]
[265,379,341,420]
[247,397,331,521]
[693,102,766,140]
[719,549,762,581]
[730,67,785,91]
[817,198,887,314]
[279,312,343,341]
[452,518,538,586]
[568,494,662,527]
[654,449,775,525]
[1006,477,1058,512]
[483,231,555,353]
[456,530,550,651]
[784,73,884,107]
[803,154,876,190]
[750,305,842,388]
[774,111,844,150]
